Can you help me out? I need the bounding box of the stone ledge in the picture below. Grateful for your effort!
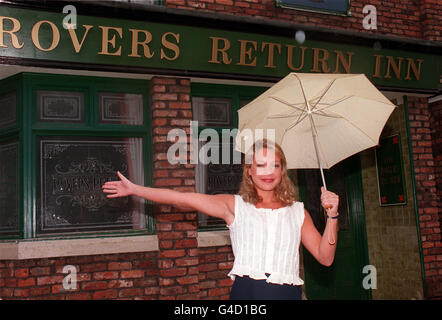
[0,230,231,260]
[0,235,159,260]
[197,230,231,247]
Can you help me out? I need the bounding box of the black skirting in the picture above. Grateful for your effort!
[229,275,302,300]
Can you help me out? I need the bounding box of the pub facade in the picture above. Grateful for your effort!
[0,0,440,300]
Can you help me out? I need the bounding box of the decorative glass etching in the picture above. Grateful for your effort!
[0,140,20,236]
[0,91,17,129]
[37,90,84,123]
[37,137,144,234]
[192,97,232,127]
[197,140,242,228]
[99,93,143,125]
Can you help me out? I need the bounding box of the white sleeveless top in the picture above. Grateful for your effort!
[228,195,305,286]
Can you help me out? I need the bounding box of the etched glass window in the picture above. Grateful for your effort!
[192,97,232,127]
[196,138,243,228]
[0,91,17,129]
[98,93,143,125]
[0,139,20,236]
[37,137,145,235]
[36,90,85,123]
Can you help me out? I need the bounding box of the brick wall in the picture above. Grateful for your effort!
[0,252,158,300]
[407,97,441,299]
[420,0,442,41]
[151,76,200,299]
[166,0,442,41]
[198,246,234,300]
[428,98,442,299]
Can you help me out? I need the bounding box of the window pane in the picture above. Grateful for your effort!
[0,139,20,236]
[192,97,232,127]
[36,90,85,123]
[0,91,17,129]
[98,93,143,125]
[197,139,242,228]
[37,137,145,235]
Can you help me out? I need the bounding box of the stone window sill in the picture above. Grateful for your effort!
[0,235,159,260]
[197,230,231,247]
[0,230,231,260]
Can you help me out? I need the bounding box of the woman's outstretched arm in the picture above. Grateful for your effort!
[102,171,235,225]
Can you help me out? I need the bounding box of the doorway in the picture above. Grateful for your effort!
[298,155,371,299]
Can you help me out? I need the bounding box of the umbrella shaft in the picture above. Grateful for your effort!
[308,114,327,190]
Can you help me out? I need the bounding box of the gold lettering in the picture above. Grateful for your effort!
[208,36,232,64]
[160,32,180,61]
[31,20,60,52]
[286,45,306,71]
[0,16,23,49]
[128,28,154,58]
[67,24,93,53]
[261,42,281,68]
[98,26,122,56]
[237,39,257,66]
[333,50,354,73]
[311,48,330,73]
[373,54,384,78]
[405,58,424,81]
[385,56,403,79]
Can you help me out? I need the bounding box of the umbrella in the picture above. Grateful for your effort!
[235,72,396,190]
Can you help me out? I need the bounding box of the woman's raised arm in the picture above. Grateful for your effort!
[102,171,235,225]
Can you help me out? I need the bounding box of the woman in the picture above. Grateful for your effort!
[102,139,339,300]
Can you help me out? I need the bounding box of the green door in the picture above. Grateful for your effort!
[298,155,371,300]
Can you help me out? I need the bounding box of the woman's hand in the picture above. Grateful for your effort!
[102,171,135,198]
[320,187,339,217]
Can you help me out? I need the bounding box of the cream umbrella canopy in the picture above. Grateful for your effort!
[236,72,396,190]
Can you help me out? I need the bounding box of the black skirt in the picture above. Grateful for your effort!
[229,275,302,300]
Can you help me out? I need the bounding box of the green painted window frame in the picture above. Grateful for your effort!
[191,83,267,231]
[275,0,351,16]
[0,73,154,240]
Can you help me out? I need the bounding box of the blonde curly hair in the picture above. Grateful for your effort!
[238,139,296,206]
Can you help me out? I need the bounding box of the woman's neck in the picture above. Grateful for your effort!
[255,190,282,208]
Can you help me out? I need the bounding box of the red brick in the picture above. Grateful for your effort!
[30,267,51,276]
[119,288,143,298]
[208,287,230,297]
[93,271,119,280]
[176,275,199,285]
[174,239,198,248]
[65,292,92,300]
[121,270,145,279]
[159,249,186,258]
[17,278,35,287]
[29,286,51,296]
[37,275,64,286]
[14,268,29,278]
[82,281,108,291]
[108,262,132,271]
[158,231,184,240]
[108,280,133,289]
[81,263,106,272]
[13,288,29,298]
[152,78,177,85]
[160,268,187,278]
[175,257,199,267]
[92,289,117,300]
[152,93,178,101]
